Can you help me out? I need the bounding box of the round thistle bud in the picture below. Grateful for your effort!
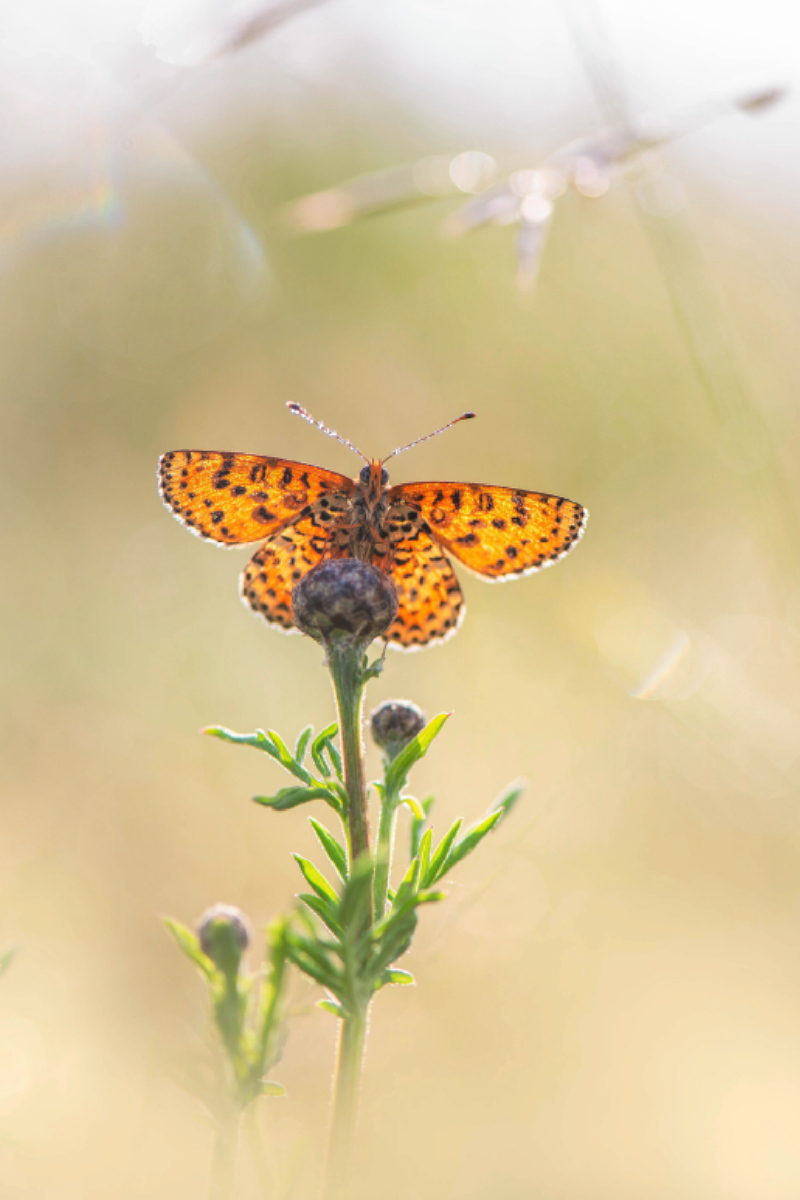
[197,903,250,975]
[370,699,426,759]
[292,559,398,648]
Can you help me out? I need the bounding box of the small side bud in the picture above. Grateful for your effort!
[197,903,250,976]
[292,559,398,648]
[371,699,426,759]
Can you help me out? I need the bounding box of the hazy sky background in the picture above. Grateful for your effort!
[4,5,800,1198]
[1,0,798,195]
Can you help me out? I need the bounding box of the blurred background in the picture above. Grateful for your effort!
[3,0,800,1196]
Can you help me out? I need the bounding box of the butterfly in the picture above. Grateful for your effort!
[158,404,588,649]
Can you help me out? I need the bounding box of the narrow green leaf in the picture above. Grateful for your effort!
[368,911,418,976]
[286,928,341,973]
[253,786,337,811]
[385,713,450,794]
[287,929,339,968]
[329,781,348,810]
[312,722,339,778]
[260,1081,286,1097]
[417,827,433,885]
[309,818,348,883]
[317,998,345,1018]
[410,794,435,859]
[441,810,504,875]
[286,949,339,990]
[205,726,271,751]
[162,917,217,980]
[294,725,314,765]
[423,818,462,886]
[267,730,313,784]
[382,968,415,986]
[299,894,344,939]
[415,889,446,904]
[401,795,425,820]
[205,726,313,783]
[362,651,386,682]
[322,737,343,781]
[267,728,292,763]
[293,855,340,905]
[392,853,421,910]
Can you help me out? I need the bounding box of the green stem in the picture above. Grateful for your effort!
[373,781,400,919]
[324,639,374,1200]
[209,1105,240,1200]
[324,1010,368,1200]
[327,642,370,867]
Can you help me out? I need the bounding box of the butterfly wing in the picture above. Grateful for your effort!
[241,508,340,630]
[387,482,587,579]
[158,451,354,545]
[384,527,464,650]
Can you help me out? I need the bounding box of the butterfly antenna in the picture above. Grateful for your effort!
[287,402,369,464]
[383,411,476,463]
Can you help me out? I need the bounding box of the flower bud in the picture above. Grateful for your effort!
[370,699,426,759]
[197,903,250,975]
[292,559,398,648]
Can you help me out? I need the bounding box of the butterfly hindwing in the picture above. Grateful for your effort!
[384,526,464,650]
[241,508,340,629]
[388,482,587,579]
[158,451,354,545]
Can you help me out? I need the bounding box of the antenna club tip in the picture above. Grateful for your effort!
[463,411,476,419]
[287,402,302,412]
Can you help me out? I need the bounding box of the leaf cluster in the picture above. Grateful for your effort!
[209,711,523,1020]
[206,722,346,814]
[287,774,523,1016]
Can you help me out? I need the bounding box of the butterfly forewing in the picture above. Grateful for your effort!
[158,451,354,545]
[388,482,587,579]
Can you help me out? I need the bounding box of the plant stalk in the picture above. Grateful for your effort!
[209,1105,240,1200]
[327,642,370,866]
[373,780,400,919]
[324,1010,368,1200]
[324,639,374,1200]
[245,1105,273,1200]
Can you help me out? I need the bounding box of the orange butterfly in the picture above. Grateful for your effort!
[158,405,588,649]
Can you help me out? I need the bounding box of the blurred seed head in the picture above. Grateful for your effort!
[292,559,398,648]
[370,699,426,759]
[197,903,250,975]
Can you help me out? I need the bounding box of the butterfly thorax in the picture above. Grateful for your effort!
[335,459,394,566]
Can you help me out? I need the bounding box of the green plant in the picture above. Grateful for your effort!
[164,905,289,1200]
[208,558,522,1199]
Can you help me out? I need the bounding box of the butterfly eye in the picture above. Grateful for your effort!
[359,465,371,484]
[381,467,389,486]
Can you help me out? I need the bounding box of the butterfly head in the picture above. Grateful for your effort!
[360,460,390,497]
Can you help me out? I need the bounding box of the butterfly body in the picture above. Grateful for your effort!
[159,442,587,649]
